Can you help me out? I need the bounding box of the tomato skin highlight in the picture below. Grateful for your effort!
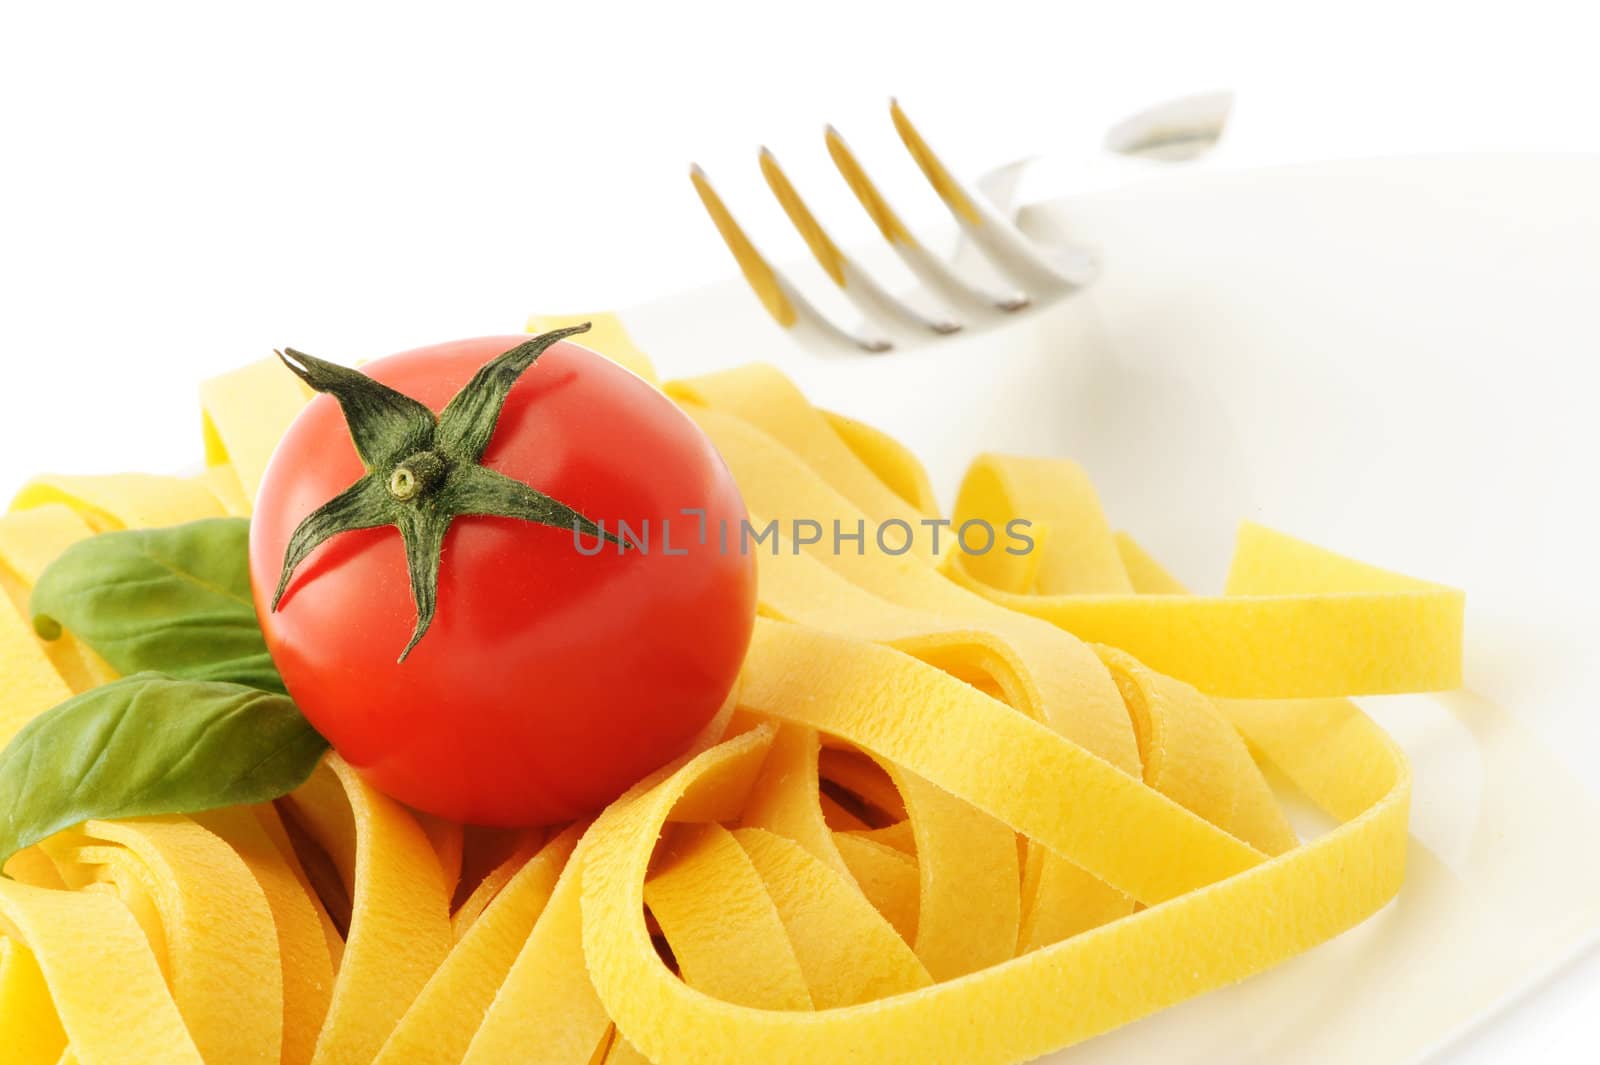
[249,336,757,825]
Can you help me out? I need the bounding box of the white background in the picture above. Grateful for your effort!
[3,2,1598,1062]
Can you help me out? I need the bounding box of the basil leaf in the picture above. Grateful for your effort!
[29,518,285,694]
[0,673,327,864]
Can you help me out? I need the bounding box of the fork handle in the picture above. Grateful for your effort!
[1009,84,1554,209]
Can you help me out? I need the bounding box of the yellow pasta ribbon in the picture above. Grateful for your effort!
[0,878,203,1065]
[740,622,1263,906]
[668,366,936,543]
[199,356,313,504]
[73,816,282,1065]
[0,937,67,1065]
[459,830,612,1065]
[9,474,225,532]
[830,831,920,942]
[193,464,253,518]
[819,410,941,516]
[948,456,1463,697]
[527,312,661,387]
[0,584,73,748]
[282,756,453,1065]
[450,829,546,941]
[873,765,1018,980]
[375,827,579,1065]
[413,811,466,901]
[0,350,1453,1065]
[194,806,336,1065]
[0,505,116,696]
[731,824,933,1007]
[583,693,1409,1065]
[644,824,814,1010]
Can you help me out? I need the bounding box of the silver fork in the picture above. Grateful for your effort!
[690,97,1227,354]
[689,100,1106,354]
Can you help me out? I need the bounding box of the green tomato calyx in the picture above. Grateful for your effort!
[270,324,630,663]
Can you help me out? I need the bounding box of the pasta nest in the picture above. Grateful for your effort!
[0,315,1461,1065]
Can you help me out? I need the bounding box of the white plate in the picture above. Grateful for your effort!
[601,154,1600,1064]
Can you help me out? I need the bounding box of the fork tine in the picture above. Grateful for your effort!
[689,164,892,353]
[823,125,1029,316]
[759,148,961,337]
[889,99,1091,293]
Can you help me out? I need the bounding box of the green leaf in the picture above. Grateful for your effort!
[0,673,327,864]
[29,518,285,693]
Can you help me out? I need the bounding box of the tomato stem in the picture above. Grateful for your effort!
[270,324,629,662]
[388,451,446,501]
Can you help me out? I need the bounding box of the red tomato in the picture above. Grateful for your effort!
[249,335,756,825]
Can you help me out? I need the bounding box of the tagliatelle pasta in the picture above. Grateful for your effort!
[0,877,203,1064]
[191,806,335,1065]
[376,826,577,1065]
[73,816,282,1065]
[0,505,116,700]
[199,357,315,503]
[0,315,1456,1064]
[0,934,67,1065]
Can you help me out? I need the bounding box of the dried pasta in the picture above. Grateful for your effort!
[0,317,1459,1064]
